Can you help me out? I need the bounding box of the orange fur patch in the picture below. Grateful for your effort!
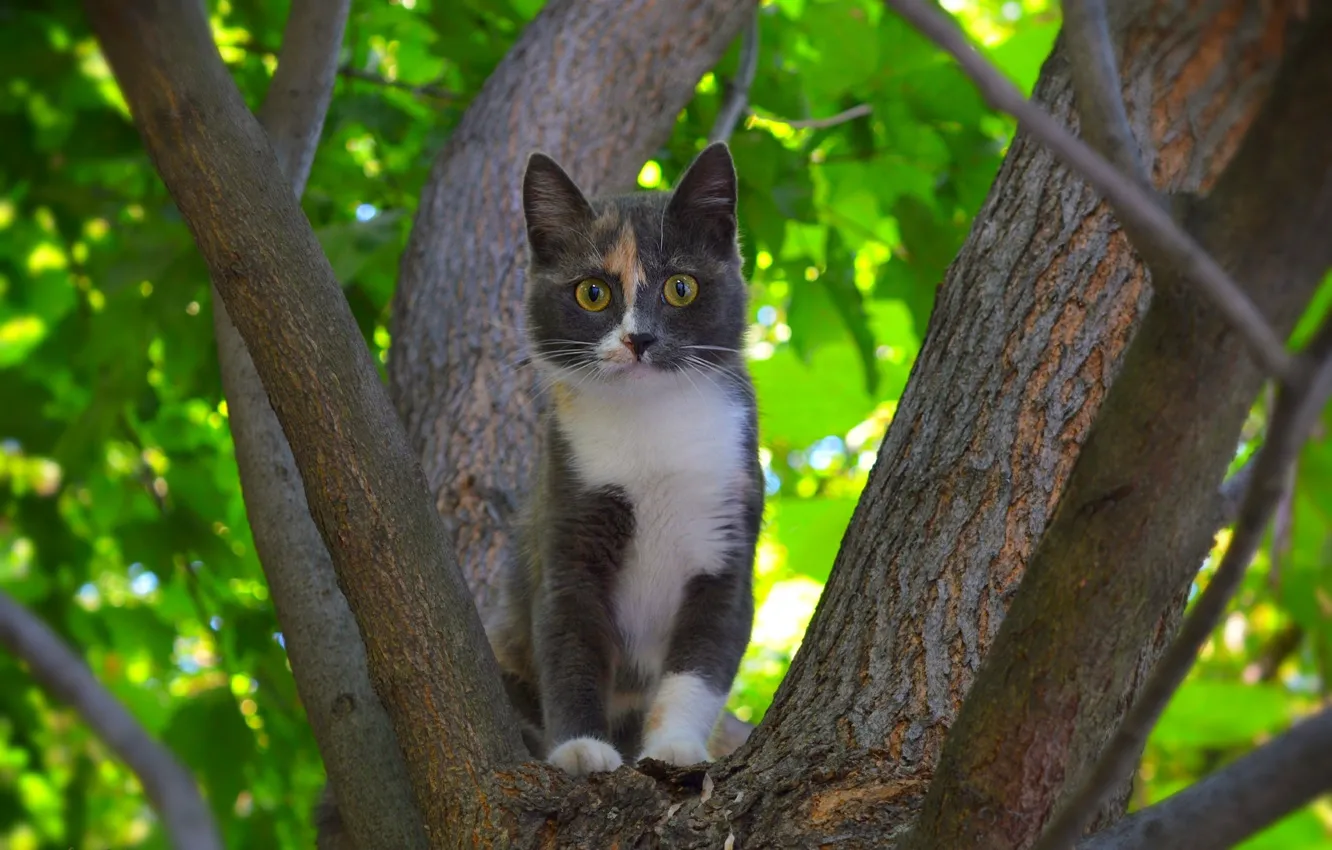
[602,225,643,308]
[551,381,575,415]
[643,699,666,736]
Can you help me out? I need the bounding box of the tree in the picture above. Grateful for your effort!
[1,0,1331,848]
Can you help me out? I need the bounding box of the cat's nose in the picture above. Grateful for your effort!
[623,332,657,359]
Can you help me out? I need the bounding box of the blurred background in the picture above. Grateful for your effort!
[0,0,1327,847]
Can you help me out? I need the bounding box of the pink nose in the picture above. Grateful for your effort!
[622,333,657,359]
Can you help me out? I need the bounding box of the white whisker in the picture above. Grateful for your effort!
[683,344,741,354]
[674,360,708,403]
[681,355,729,397]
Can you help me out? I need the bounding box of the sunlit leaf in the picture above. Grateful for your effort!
[1152,680,1293,749]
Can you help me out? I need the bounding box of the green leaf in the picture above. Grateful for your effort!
[751,343,876,448]
[1290,268,1332,351]
[315,210,406,288]
[800,3,879,103]
[985,21,1061,96]
[1152,680,1292,749]
[162,687,256,825]
[772,495,858,583]
[824,231,879,394]
[1237,807,1332,849]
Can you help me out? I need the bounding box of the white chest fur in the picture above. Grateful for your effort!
[555,374,749,678]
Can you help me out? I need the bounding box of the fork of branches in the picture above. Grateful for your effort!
[884,1,1332,848]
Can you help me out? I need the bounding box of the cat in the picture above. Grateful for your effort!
[486,142,764,775]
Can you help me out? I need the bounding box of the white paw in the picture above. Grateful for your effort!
[547,737,623,776]
[639,736,712,767]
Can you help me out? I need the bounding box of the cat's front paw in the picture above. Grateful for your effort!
[547,737,623,776]
[639,737,711,767]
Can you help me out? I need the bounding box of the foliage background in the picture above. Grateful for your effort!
[0,0,1327,847]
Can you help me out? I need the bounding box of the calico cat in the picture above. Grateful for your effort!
[487,143,763,775]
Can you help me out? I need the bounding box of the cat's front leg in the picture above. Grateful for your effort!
[639,567,753,766]
[535,571,622,776]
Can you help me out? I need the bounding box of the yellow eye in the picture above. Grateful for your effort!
[664,274,698,307]
[575,278,611,312]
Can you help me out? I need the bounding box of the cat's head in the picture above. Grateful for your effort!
[520,143,747,388]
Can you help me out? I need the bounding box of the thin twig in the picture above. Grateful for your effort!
[1061,0,1149,187]
[709,11,760,143]
[1216,455,1257,528]
[760,103,872,130]
[338,65,463,102]
[1247,623,1303,684]
[1269,462,1298,588]
[1076,706,1332,850]
[881,0,1299,386]
[1033,322,1332,850]
[240,36,465,103]
[0,591,222,850]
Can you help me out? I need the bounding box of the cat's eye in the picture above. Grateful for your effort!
[663,274,699,307]
[575,278,611,312]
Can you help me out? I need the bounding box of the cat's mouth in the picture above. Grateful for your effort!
[598,357,658,378]
[597,341,661,377]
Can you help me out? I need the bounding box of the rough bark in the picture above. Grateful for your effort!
[209,1,427,847]
[726,2,1299,838]
[388,0,757,617]
[912,8,1332,847]
[83,0,526,844]
[393,0,1313,846]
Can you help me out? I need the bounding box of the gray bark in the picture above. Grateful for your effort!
[748,0,1301,835]
[911,8,1332,845]
[210,0,428,847]
[84,0,525,843]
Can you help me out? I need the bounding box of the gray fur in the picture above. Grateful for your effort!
[488,144,763,767]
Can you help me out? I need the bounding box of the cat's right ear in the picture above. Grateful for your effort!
[523,153,596,266]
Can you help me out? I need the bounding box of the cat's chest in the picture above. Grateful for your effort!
[556,379,749,512]
[556,380,750,672]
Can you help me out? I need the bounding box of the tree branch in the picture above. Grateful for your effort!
[255,4,343,194]
[83,0,526,839]
[338,66,463,103]
[882,0,1299,386]
[1217,456,1257,528]
[1061,0,1148,187]
[1248,622,1303,684]
[1034,323,1332,850]
[900,6,1332,847]
[1077,706,1332,850]
[761,103,872,130]
[0,591,221,850]
[1036,18,1294,841]
[710,11,760,143]
[209,1,428,848]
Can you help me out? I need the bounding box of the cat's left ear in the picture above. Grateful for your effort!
[523,152,596,266]
[666,142,738,255]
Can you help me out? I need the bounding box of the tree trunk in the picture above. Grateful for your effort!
[910,6,1332,844]
[83,0,1332,845]
[211,1,427,847]
[83,0,526,842]
[384,0,1314,846]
